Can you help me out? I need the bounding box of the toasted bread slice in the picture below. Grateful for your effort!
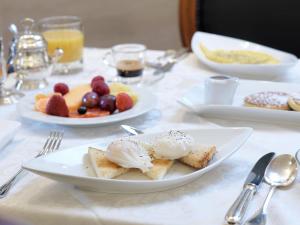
[88,147,129,179]
[179,145,216,169]
[144,159,174,180]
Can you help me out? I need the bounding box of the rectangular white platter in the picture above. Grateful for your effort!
[178,80,300,125]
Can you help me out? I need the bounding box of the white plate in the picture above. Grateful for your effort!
[17,86,157,127]
[191,31,298,79]
[178,80,300,125]
[23,127,252,193]
[0,119,21,150]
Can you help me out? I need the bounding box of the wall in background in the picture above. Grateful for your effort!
[0,0,181,51]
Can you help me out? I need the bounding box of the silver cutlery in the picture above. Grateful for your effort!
[153,62,175,75]
[243,154,297,225]
[0,131,64,198]
[159,48,189,63]
[295,149,300,164]
[148,48,189,75]
[147,48,188,68]
[225,152,275,224]
[121,124,144,135]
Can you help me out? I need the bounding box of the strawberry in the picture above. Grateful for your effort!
[116,93,134,112]
[46,95,69,117]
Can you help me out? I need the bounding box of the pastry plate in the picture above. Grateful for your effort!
[23,127,252,193]
[178,80,300,125]
[191,31,298,79]
[17,86,157,127]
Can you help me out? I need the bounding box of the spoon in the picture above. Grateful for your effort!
[243,154,298,225]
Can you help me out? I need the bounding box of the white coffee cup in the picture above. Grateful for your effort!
[204,75,239,105]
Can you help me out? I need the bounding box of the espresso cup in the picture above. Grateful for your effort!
[103,44,146,84]
[204,75,239,105]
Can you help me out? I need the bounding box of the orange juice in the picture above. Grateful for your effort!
[43,29,84,63]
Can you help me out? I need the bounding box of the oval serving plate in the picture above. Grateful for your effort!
[23,127,252,193]
[191,31,298,79]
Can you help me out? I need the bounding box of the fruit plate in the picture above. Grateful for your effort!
[191,31,298,79]
[178,79,300,125]
[22,127,252,193]
[17,86,157,127]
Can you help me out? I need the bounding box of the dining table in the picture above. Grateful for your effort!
[0,47,300,225]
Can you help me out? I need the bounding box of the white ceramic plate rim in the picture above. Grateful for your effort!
[23,127,253,184]
[17,86,157,126]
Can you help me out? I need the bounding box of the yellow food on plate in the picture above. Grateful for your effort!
[109,82,131,93]
[88,147,129,179]
[109,82,139,104]
[200,43,279,64]
[64,84,91,112]
[35,97,49,113]
[144,159,174,180]
[34,93,62,113]
[288,93,300,111]
[244,91,290,110]
[35,93,48,102]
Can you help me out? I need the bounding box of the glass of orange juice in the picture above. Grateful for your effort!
[39,16,84,74]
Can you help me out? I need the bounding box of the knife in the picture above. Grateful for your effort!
[121,125,144,136]
[225,152,275,224]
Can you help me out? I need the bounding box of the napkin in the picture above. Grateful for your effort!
[0,119,21,151]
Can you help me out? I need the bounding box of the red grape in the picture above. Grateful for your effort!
[99,95,116,113]
[91,76,105,86]
[92,81,110,96]
[82,91,99,108]
[54,83,69,95]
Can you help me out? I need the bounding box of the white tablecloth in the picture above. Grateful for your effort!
[1,48,300,225]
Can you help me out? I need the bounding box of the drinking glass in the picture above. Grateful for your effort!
[103,44,146,84]
[0,37,23,105]
[39,16,84,74]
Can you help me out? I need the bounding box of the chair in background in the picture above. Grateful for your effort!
[179,0,300,56]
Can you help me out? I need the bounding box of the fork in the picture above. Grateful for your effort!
[0,131,64,198]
